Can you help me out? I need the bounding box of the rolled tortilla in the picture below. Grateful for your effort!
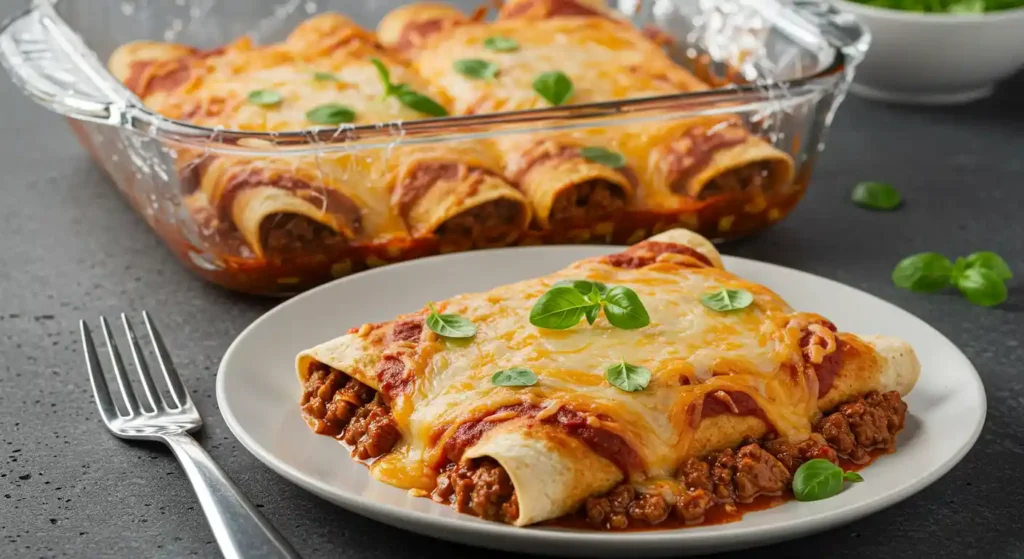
[199,157,363,259]
[377,3,471,53]
[497,0,626,21]
[463,422,622,527]
[391,145,532,249]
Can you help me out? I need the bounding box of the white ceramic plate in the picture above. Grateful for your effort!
[216,246,986,557]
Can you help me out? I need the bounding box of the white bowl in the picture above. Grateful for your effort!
[834,0,1024,105]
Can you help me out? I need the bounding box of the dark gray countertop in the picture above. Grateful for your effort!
[2,58,1023,558]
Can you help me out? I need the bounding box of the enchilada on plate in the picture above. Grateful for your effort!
[295,228,920,529]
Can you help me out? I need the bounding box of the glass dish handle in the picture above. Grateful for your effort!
[788,0,871,65]
[0,1,134,125]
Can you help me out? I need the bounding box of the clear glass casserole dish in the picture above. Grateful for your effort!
[0,0,870,296]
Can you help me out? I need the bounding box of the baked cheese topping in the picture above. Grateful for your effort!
[308,255,827,487]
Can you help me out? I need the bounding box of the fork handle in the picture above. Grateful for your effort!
[164,432,301,559]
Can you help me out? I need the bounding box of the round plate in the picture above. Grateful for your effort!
[216,246,986,557]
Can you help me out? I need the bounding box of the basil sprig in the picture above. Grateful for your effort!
[454,59,499,80]
[532,70,574,106]
[700,288,754,312]
[247,89,283,107]
[580,147,626,169]
[425,303,477,338]
[306,103,356,125]
[893,251,1012,307]
[313,71,340,82]
[605,359,651,392]
[491,367,538,387]
[483,35,519,52]
[530,280,649,330]
[792,458,863,502]
[851,181,902,210]
[370,58,449,117]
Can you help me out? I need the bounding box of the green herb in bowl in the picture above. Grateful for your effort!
[846,0,1024,13]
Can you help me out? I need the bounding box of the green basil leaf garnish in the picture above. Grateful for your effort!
[792,458,861,502]
[700,288,754,312]
[580,147,626,169]
[532,70,574,106]
[426,303,477,338]
[954,267,1008,307]
[247,89,283,107]
[529,285,592,330]
[584,305,601,326]
[370,58,449,117]
[394,85,449,117]
[491,367,538,387]
[454,59,499,80]
[601,286,651,329]
[851,181,902,210]
[484,35,519,52]
[553,279,608,298]
[305,103,356,125]
[961,251,1013,281]
[313,71,340,82]
[891,253,954,293]
[605,359,651,393]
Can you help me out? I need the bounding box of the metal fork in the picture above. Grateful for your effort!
[80,311,301,559]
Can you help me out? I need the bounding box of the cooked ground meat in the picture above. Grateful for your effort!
[341,396,401,460]
[260,213,345,257]
[580,391,907,530]
[815,391,907,464]
[435,198,525,251]
[548,180,626,224]
[432,459,519,523]
[694,162,770,200]
[299,366,374,437]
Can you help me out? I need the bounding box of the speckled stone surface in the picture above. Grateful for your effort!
[2,48,1023,559]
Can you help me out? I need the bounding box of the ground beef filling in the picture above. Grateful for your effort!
[299,365,400,460]
[548,180,626,224]
[431,458,520,523]
[425,391,905,529]
[260,214,346,257]
[435,199,525,250]
[688,162,772,200]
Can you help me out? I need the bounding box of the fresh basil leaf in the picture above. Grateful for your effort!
[370,57,395,95]
[532,70,574,106]
[483,35,519,52]
[605,360,652,392]
[491,367,538,387]
[602,286,650,330]
[454,59,499,80]
[851,181,902,210]
[954,267,1008,307]
[792,459,844,502]
[305,103,356,125]
[584,304,601,326]
[247,89,283,107]
[426,303,477,338]
[891,253,953,293]
[843,471,864,483]
[529,285,593,330]
[313,71,340,82]
[554,279,608,297]
[948,0,985,12]
[580,147,626,169]
[394,86,449,117]
[962,251,1012,281]
[700,288,754,312]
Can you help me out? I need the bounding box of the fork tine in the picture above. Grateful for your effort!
[100,315,141,417]
[142,310,191,408]
[122,313,164,412]
[80,320,119,423]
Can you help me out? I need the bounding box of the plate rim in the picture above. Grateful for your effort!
[215,245,987,550]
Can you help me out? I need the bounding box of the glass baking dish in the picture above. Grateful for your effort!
[0,0,869,296]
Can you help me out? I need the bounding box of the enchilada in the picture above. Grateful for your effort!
[295,228,919,528]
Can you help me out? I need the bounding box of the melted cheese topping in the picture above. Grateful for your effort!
[411,18,707,115]
[307,254,830,486]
